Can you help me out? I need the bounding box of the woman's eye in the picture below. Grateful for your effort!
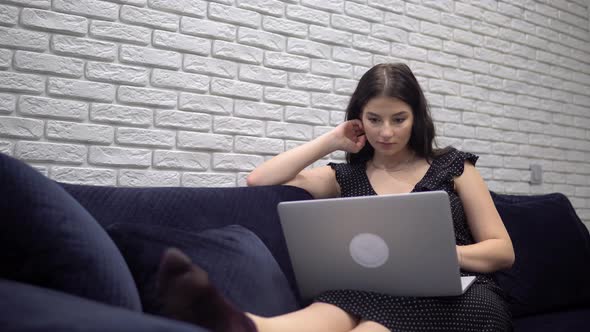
[394,118,405,123]
[368,118,379,123]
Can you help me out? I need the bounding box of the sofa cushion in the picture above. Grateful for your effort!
[0,153,142,311]
[492,192,590,317]
[0,278,206,332]
[107,223,300,316]
[513,307,590,332]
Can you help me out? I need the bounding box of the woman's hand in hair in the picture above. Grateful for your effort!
[330,120,366,153]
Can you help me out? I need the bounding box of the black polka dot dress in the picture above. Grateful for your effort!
[316,148,512,331]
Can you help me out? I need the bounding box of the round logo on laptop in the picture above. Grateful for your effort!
[349,233,389,268]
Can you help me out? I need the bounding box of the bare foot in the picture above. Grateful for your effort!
[156,248,257,332]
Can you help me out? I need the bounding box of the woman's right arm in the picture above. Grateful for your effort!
[246,120,366,199]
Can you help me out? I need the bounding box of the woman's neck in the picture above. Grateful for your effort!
[371,149,416,171]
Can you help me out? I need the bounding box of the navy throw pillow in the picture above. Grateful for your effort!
[492,192,590,317]
[0,153,142,311]
[107,223,300,316]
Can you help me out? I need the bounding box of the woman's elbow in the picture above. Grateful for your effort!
[500,242,516,270]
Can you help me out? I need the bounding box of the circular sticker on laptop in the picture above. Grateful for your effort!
[349,233,389,268]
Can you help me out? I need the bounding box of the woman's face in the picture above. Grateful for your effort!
[361,96,414,157]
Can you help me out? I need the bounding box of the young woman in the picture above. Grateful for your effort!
[157,63,515,332]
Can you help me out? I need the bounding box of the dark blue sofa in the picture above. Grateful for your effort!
[1,152,589,331]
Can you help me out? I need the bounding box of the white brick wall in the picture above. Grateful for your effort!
[0,0,589,226]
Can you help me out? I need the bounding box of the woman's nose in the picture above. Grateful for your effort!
[380,124,394,137]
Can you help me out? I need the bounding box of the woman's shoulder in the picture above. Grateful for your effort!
[433,146,479,167]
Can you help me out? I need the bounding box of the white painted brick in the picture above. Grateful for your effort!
[153,31,210,56]
[181,16,236,41]
[383,12,419,32]
[285,106,329,125]
[19,96,86,120]
[288,73,331,92]
[428,51,458,67]
[267,121,312,140]
[301,0,343,13]
[238,0,284,17]
[0,48,10,69]
[51,166,116,186]
[409,61,444,80]
[86,62,148,86]
[430,107,461,123]
[179,93,233,115]
[443,41,473,58]
[152,69,209,93]
[184,54,237,78]
[118,86,176,108]
[17,141,86,164]
[89,146,151,167]
[104,0,146,6]
[0,72,45,93]
[406,3,440,23]
[368,0,404,13]
[371,24,409,44]
[52,35,116,61]
[47,120,113,144]
[213,153,263,171]
[492,117,518,131]
[462,139,492,154]
[48,78,114,102]
[408,33,441,50]
[472,21,499,37]
[0,0,50,8]
[287,38,330,59]
[311,59,353,78]
[263,16,307,38]
[421,21,453,40]
[155,110,211,131]
[286,4,329,25]
[214,116,264,136]
[353,65,372,80]
[53,0,118,21]
[238,27,284,51]
[121,5,178,31]
[444,123,475,138]
[454,2,484,20]
[91,104,152,127]
[149,0,206,18]
[492,142,520,156]
[116,127,174,148]
[494,168,529,181]
[211,78,262,100]
[0,93,15,114]
[344,2,382,22]
[209,3,260,28]
[264,51,309,72]
[21,8,87,35]
[459,58,489,74]
[177,131,233,151]
[183,172,236,187]
[351,35,388,55]
[474,47,505,65]
[333,47,372,67]
[240,64,287,86]
[213,40,263,64]
[331,14,370,35]
[461,85,489,101]
[90,21,150,45]
[422,0,453,12]
[264,87,309,106]
[234,100,282,120]
[119,169,180,187]
[120,45,181,70]
[390,43,427,61]
[235,135,283,154]
[0,4,18,26]
[154,150,209,170]
[309,26,352,47]
[311,93,350,110]
[0,116,43,139]
[429,79,459,95]
[0,26,48,51]
[503,156,531,169]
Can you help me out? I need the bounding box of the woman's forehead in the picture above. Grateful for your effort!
[363,96,412,115]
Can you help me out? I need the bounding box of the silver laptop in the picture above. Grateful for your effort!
[277,190,476,300]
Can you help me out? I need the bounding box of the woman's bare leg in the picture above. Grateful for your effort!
[348,319,390,332]
[249,302,359,332]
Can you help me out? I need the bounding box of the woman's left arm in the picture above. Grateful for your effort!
[454,161,515,273]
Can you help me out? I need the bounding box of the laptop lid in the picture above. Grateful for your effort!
[278,191,474,300]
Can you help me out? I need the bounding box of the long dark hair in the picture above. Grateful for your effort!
[345,63,443,164]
